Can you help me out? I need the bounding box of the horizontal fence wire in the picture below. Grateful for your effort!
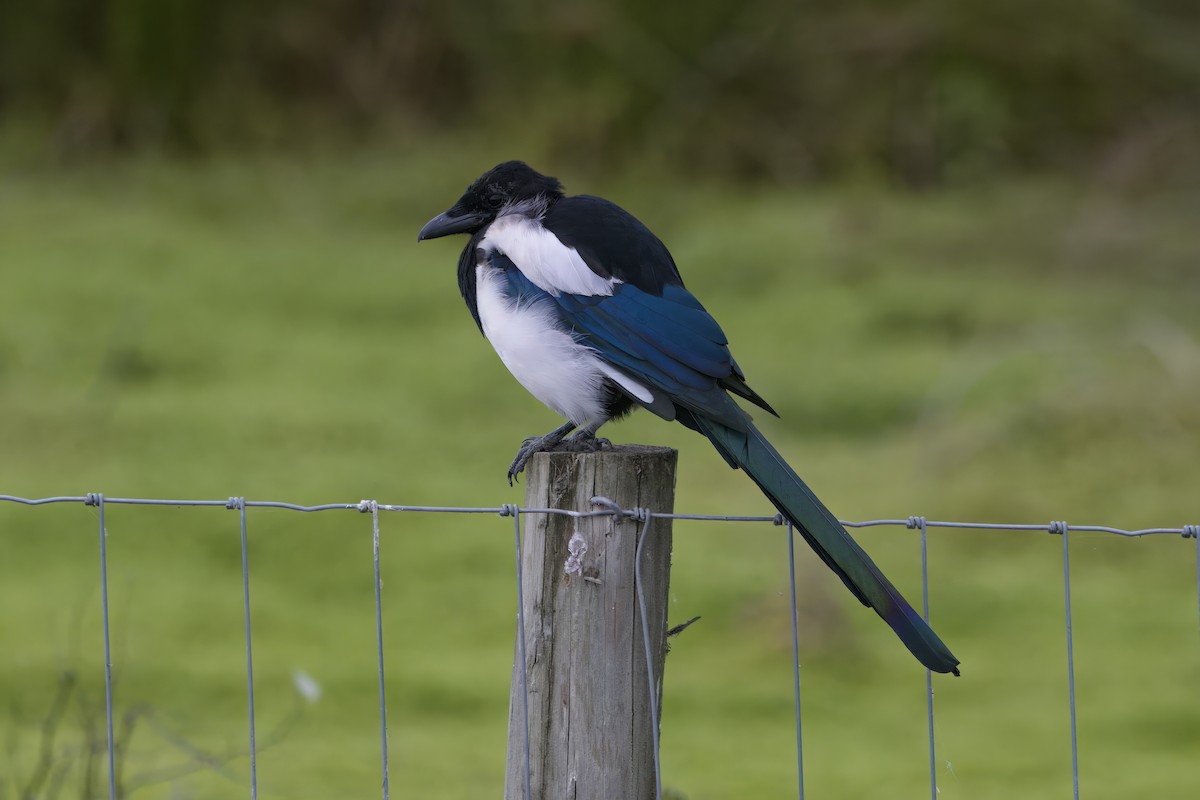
[2,493,1198,800]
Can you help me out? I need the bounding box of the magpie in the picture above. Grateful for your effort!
[418,161,960,675]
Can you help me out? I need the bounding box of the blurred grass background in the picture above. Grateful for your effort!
[1,2,1198,798]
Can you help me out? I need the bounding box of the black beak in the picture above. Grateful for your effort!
[417,208,489,242]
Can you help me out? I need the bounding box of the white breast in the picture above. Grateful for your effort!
[476,265,610,426]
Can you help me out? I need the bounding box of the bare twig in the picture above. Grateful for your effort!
[20,671,77,800]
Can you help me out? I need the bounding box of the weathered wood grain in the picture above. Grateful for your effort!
[504,446,677,800]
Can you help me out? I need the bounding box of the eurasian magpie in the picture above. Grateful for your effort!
[418,161,960,675]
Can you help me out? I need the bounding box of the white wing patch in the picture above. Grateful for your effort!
[481,213,619,298]
[595,362,654,404]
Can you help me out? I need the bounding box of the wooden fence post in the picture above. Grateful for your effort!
[503,445,678,800]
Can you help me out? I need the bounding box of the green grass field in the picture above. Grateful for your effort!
[2,150,1198,798]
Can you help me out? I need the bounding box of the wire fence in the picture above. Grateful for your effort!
[2,492,1198,800]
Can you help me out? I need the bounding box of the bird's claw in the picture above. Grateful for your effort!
[505,430,608,485]
[507,434,558,485]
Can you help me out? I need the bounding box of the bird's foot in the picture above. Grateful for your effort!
[561,429,611,453]
[507,431,567,485]
[508,436,552,485]
[506,426,609,485]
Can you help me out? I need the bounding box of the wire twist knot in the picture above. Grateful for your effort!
[1049,520,1069,535]
[84,493,102,507]
[225,496,244,511]
[906,515,926,529]
[1183,524,1199,539]
[590,495,627,521]
[357,499,376,514]
[498,504,518,518]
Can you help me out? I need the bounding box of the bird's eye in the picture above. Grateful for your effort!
[486,192,506,209]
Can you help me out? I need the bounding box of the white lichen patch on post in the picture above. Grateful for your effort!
[564,530,587,575]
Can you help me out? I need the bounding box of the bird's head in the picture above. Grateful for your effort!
[417,161,564,242]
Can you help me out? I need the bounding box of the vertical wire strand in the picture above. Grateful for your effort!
[1059,522,1081,800]
[920,518,937,800]
[370,501,390,800]
[633,509,663,800]
[511,507,533,800]
[94,494,118,800]
[785,521,806,800]
[1193,526,1199,637]
[236,499,258,799]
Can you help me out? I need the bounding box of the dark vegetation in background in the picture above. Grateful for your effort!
[1,0,1198,184]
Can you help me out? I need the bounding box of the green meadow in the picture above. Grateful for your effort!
[1,150,1197,798]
